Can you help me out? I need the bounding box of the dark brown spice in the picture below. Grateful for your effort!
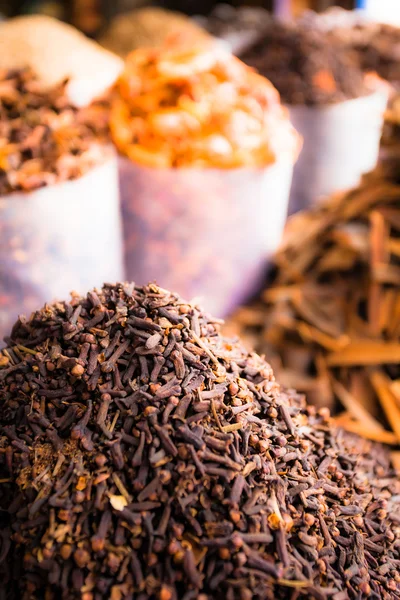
[239,20,369,106]
[0,282,399,599]
[0,67,110,195]
[313,13,400,84]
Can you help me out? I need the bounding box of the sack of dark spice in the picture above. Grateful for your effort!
[0,68,123,345]
[111,44,300,318]
[228,144,400,451]
[335,21,400,87]
[301,8,400,87]
[239,20,388,213]
[0,282,399,599]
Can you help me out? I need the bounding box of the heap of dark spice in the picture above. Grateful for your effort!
[0,68,110,195]
[297,9,400,85]
[239,21,368,106]
[328,21,400,85]
[0,282,399,599]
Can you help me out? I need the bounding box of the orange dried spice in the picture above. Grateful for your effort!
[312,69,337,94]
[110,45,300,169]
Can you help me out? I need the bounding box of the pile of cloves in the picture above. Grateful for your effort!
[0,283,399,599]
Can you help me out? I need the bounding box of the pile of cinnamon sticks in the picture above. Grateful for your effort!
[229,137,400,463]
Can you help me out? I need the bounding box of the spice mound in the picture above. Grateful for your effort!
[0,68,110,195]
[98,7,213,58]
[240,20,369,106]
[306,9,400,85]
[110,45,299,168]
[1,283,399,599]
[334,22,400,84]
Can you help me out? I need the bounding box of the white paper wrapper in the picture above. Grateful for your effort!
[0,155,123,344]
[119,156,293,318]
[288,86,389,213]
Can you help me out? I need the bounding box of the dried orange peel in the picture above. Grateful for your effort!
[110,45,301,169]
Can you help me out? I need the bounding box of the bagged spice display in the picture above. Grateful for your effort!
[240,21,388,213]
[0,69,123,344]
[229,145,400,448]
[111,45,300,317]
[334,21,400,86]
[0,282,399,599]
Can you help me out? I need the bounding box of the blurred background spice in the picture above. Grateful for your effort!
[235,17,389,213]
[239,20,368,105]
[228,121,400,447]
[99,7,213,57]
[0,50,123,344]
[0,14,123,106]
[305,10,400,84]
[0,1,371,33]
[0,69,110,194]
[112,43,300,316]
